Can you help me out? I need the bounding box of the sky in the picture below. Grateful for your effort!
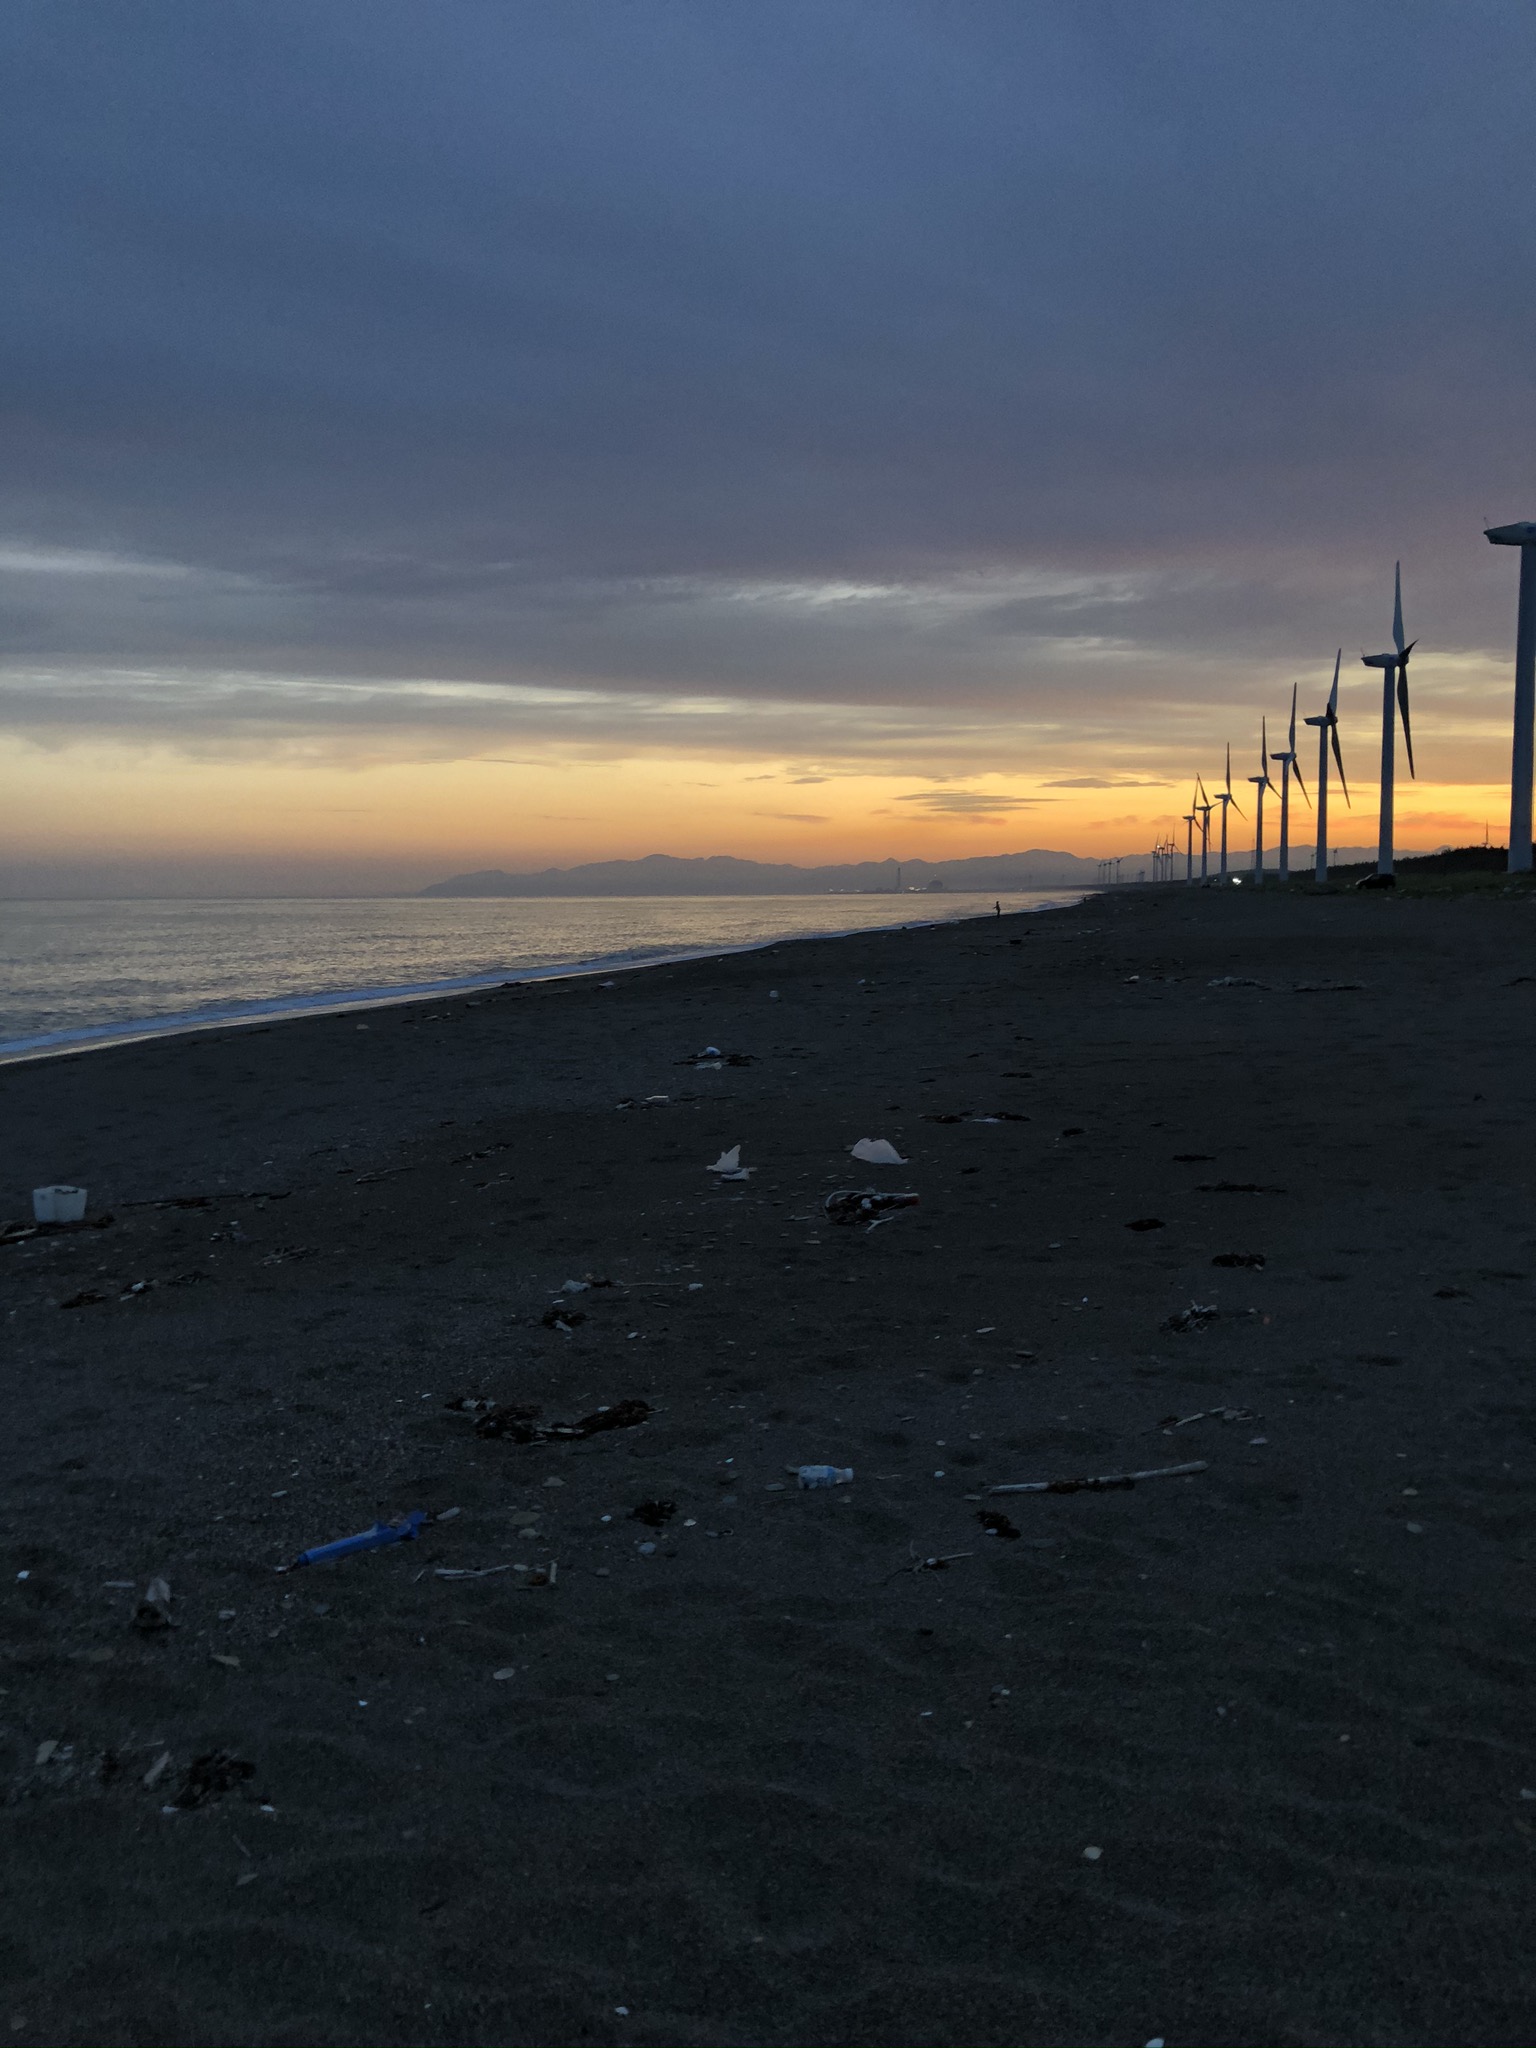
[3,0,1534,893]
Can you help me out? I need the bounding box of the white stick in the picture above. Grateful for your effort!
[989,1460,1208,1495]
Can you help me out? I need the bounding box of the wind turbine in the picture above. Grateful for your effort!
[1485,520,1536,872]
[1213,741,1243,880]
[1248,718,1275,885]
[1269,683,1311,882]
[1303,650,1350,882]
[1182,804,1196,882]
[1196,778,1213,881]
[1360,562,1416,879]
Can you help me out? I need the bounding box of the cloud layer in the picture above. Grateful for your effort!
[2,0,1533,786]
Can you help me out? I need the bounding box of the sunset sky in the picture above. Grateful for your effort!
[3,2,1534,894]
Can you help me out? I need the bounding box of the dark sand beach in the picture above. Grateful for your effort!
[2,886,1534,2047]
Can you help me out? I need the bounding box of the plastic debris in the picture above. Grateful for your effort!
[792,1465,853,1488]
[990,1460,1208,1495]
[33,1185,87,1223]
[1149,1407,1253,1432]
[143,1751,172,1788]
[493,1666,517,1680]
[706,1145,755,1180]
[887,1548,972,1580]
[59,1290,108,1311]
[434,1563,517,1580]
[679,1047,754,1068]
[1207,976,1264,988]
[921,1110,1029,1125]
[976,1510,1021,1540]
[542,1305,586,1333]
[824,1188,919,1227]
[472,1397,652,1445]
[133,1578,174,1633]
[1163,1301,1219,1332]
[850,1138,907,1165]
[284,1510,428,1571]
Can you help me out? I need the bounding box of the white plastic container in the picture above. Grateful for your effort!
[33,1185,87,1224]
[795,1465,854,1489]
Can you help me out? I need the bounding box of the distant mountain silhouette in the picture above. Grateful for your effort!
[421,850,1103,896]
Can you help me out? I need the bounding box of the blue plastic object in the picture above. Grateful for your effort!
[290,1510,428,1569]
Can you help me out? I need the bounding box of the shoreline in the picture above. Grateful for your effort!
[0,893,1086,1067]
[2,884,1531,2045]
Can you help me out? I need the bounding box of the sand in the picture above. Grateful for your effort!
[1,885,1533,2046]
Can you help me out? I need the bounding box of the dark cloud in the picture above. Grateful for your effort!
[1,1,1532,757]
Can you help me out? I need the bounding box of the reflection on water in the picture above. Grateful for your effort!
[0,891,1081,1057]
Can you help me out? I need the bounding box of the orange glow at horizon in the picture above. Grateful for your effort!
[2,731,1518,893]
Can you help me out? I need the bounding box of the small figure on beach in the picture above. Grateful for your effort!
[995,900,1001,916]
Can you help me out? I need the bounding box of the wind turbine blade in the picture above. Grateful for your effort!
[1392,561,1405,657]
[1327,648,1341,714]
[1293,758,1310,806]
[1398,672,1416,777]
[1224,741,1233,796]
[1228,792,1244,818]
[1331,723,1350,806]
[1288,681,1298,752]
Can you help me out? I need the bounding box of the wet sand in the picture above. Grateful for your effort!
[2,886,1534,2046]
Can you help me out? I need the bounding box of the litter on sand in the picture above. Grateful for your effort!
[976,1510,1021,1540]
[1163,1301,1219,1332]
[921,1110,1029,1125]
[33,1185,88,1223]
[679,1047,754,1068]
[471,1397,652,1445]
[850,1138,907,1165]
[541,1305,586,1333]
[887,1548,973,1580]
[133,1578,174,1632]
[283,1510,429,1571]
[1148,1407,1253,1432]
[989,1460,1208,1495]
[792,1465,853,1488]
[824,1188,920,1227]
[1207,976,1265,989]
[706,1145,755,1180]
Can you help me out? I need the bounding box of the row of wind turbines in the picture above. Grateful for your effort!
[1176,527,1536,885]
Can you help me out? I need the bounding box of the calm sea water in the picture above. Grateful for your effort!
[0,892,1081,1060]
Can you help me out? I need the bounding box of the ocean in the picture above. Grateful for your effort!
[0,891,1082,1060]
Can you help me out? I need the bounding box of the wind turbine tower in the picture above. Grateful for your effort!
[1196,780,1213,881]
[1248,718,1275,885]
[1182,807,1196,882]
[1485,521,1536,873]
[1360,563,1416,879]
[1302,651,1349,883]
[1269,683,1310,882]
[1213,741,1243,880]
